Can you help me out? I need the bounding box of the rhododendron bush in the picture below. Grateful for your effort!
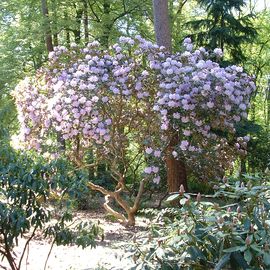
[12,36,255,225]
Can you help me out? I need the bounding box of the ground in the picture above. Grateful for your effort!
[0,210,149,270]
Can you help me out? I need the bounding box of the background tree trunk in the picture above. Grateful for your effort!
[52,0,58,47]
[152,0,188,192]
[41,0,53,52]
[152,0,172,51]
[83,0,89,45]
[100,0,113,48]
[74,8,83,44]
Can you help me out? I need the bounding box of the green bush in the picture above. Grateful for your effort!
[0,146,101,270]
[130,174,270,270]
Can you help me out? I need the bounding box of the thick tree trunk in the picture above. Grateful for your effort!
[100,0,113,48]
[152,0,188,192]
[152,0,172,51]
[166,139,188,192]
[74,8,83,44]
[41,0,53,52]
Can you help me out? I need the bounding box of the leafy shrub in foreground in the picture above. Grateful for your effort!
[0,146,101,270]
[130,175,270,270]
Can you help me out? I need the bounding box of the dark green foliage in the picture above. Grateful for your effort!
[188,0,257,63]
[129,174,270,269]
[247,127,270,172]
[235,120,270,172]
[0,146,101,270]
[187,174,213,194]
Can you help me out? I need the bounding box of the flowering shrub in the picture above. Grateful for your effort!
[12,36,255,224]
[129,175,270,269]
[148,38,254,179]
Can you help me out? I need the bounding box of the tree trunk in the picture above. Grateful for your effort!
[83,0,89,45]
[152,0,172,51]
[53,33,58,47]
[74,8,83,44]
[166,140,188,192]
[152,0,188,192]
[100,0,113,48]
[41,0,53,52]
[127,212,136,226]
[88,178,146,226]
[66,29,70,48]
[52,0,58,47]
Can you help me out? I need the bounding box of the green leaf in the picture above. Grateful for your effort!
[214,254,231,270]
[263,252,270,266]
[166,194,180,202]
[180,198,187,205]
[156,247,165,259]
[231,252,250,269]
[187,246,206,261]
[244,218,251,230]
[244,249,252,264]
[223,246,247,253]
[250,244,263,254]
[200,201,214,206]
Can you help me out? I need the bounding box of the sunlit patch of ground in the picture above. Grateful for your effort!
[1,211,149,270]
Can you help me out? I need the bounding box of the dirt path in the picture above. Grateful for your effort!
[1,211,149,270]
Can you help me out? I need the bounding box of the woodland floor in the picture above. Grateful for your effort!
[0,210,150,270]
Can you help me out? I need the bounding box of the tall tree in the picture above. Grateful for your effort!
[188,0,257,63]
[152,0,172,51]
[152,0,188,192]
[41,0,53,52]
[83,0,89,44]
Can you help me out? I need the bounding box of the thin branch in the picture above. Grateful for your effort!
[18,226,38,269]
[131,179,147,213]
[44,239,56,270]
[25,243,30,270]
[88,1,101,22]
[3,235,17,270]
[172,0,188,24]
[112,6,139,23]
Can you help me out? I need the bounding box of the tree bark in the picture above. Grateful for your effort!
[66,30,70,48]
[52,0,58,47]
[152,0,188,192]
[83,0,89,45]
[73,7,83,44]
[100,0,113,48]
[166,139,188,192]
[41,0,53,52]
[152,0,172,52]
[88,178,146,226]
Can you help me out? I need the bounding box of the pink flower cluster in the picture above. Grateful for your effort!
[12,36,255,181]
[152,38,253,145]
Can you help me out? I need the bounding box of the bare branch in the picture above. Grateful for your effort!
[88,1,101,22]
[131,179,147,213]
[103,195,127,223]
[18,226,38,269]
